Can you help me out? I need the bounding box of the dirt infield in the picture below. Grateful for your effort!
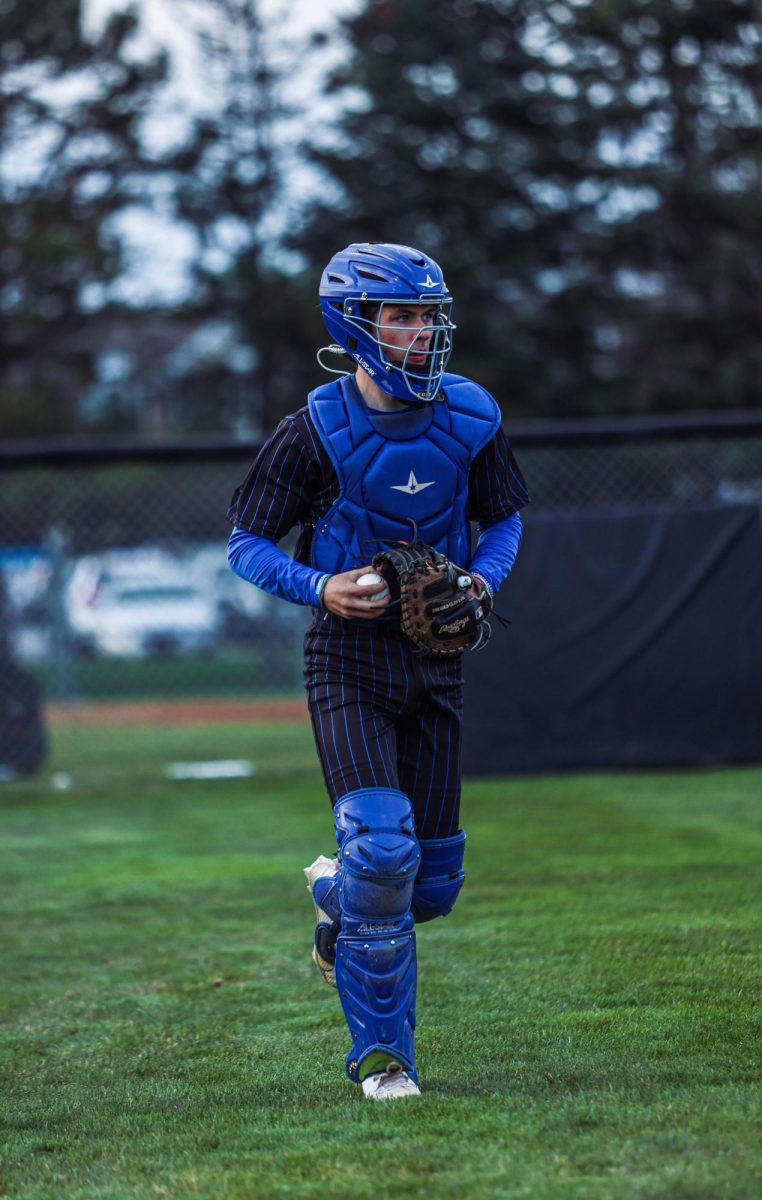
[47,698,309,727]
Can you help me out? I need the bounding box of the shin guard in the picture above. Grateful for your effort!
[411,829,466,923]
[333,787,421,1083]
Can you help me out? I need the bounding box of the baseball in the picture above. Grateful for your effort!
[357,571,389,601]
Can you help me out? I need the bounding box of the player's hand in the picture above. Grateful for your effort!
[322,567,391,620]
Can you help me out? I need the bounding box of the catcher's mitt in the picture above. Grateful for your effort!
[372,538,491,655]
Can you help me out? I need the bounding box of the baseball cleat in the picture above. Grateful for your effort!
[304,854,339,988]
[361,1061,421,1101]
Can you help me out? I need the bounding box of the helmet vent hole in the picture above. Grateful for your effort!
[357,268,388,282]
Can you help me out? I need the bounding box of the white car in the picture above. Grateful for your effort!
[188,542,269,624]
[70,576,220,658]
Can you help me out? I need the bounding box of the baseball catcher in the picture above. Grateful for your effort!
[228,242,529,1100]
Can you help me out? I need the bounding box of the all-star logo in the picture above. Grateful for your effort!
[422,274,439,288]
[391,470,435,495]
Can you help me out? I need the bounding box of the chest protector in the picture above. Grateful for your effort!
[308,374,501,575]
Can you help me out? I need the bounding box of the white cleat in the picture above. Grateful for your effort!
[361,1061,421,1101]
[304,854,338,988]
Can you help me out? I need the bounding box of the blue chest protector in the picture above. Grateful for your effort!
[308,374,501,574]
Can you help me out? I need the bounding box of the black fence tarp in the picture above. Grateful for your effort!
[463,503,762,774]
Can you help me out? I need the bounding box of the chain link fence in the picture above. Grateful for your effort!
[1,413,761,773]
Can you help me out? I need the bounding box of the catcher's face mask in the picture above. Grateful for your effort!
[317,241,456,403]
[352,300,455,403]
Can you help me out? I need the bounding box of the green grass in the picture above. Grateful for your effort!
[1,722,760,1199]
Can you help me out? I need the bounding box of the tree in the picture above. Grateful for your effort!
[172,0,328,436]
[290,0,762,417]
[77,0,330,441]
[0,1,172,438]
[0,0,313,441]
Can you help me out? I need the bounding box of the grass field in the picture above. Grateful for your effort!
[1,720,760,1200]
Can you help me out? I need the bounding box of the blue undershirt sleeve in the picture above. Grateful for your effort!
[227,527,330,608]
[468,512,523,596]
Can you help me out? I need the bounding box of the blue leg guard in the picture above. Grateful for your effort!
[333,787,421,1084]
[411,830,466,923]
[311,872,341,977]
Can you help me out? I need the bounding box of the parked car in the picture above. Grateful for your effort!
[188,542,269,631]
[70,576,220,658]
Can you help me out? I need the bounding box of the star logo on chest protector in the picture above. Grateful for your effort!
[391,470,435,495]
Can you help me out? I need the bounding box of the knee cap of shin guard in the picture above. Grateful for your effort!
[333,788,420,922]
[412,830,466,923]
[334,787,416,851]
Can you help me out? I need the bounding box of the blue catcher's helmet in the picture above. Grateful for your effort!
[318,242,455,403]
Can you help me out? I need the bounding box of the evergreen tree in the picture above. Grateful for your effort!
[290,0,762,417]
[174,1,331,436]
[0,1,171,437]
[170,0,297,438]
[0,0,307,441]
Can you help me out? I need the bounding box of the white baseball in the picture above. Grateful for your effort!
[357,571,389,602]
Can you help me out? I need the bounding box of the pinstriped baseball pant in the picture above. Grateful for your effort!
[303,613,463,841]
